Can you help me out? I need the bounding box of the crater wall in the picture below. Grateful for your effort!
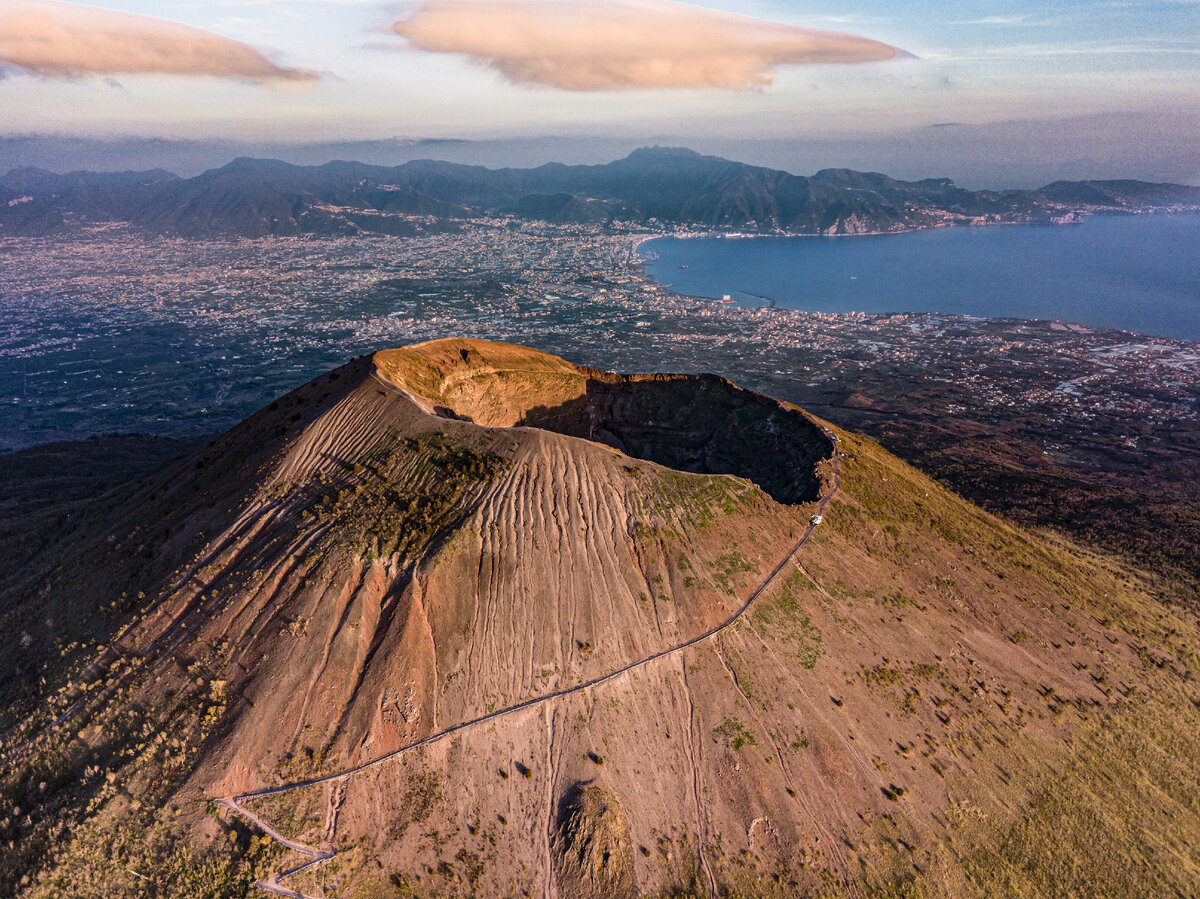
[375,339,832,504]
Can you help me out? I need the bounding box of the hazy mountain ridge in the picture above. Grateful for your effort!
[3,147,1197,238]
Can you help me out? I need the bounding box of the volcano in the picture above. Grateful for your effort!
[3,339,1199,899]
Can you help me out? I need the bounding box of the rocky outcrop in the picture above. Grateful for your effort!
[552,785,637,899]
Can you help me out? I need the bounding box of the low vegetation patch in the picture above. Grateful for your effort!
[713,717,758,751]
[753,571,824,669]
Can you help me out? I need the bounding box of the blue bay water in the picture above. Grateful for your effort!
[641,214,1200,342]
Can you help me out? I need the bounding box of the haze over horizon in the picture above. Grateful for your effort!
[0,0,1196,186]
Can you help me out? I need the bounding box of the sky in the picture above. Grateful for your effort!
[0,0,1197,184]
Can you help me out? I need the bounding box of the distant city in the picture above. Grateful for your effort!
[2,217,1195,454]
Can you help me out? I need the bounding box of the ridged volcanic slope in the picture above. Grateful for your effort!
[3,340,1200,899]
[180,339,834,796]
[3,339,831,797]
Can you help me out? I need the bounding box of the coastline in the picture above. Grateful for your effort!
[633,204,1200,256]
[631,210,1200,339]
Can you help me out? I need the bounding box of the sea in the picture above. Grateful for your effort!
[641,213,1200,343]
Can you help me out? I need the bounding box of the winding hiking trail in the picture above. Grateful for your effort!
[218,431,841,899]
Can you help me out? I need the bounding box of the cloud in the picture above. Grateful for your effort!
[393,0,903,91]
[948,15,1054,26]
[0,0,317,86]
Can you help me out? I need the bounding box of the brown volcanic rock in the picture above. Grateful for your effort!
[4,339,1200,899]
[552,785,637,899]
[160,339,830,797]
[1,338,822,795]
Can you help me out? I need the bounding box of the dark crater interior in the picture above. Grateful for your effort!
[513,373,831,505]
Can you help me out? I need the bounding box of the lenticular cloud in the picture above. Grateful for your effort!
[0,0,316,86]
[394,0,902,91]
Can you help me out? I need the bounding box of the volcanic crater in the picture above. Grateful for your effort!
[375,339,831,504]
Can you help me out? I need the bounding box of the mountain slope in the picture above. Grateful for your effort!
[2,339,1199,898]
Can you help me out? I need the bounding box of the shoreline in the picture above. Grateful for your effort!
[630,209,1200,336]
[634,205,1200,253]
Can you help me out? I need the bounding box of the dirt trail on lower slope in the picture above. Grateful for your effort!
[217,432,839,899]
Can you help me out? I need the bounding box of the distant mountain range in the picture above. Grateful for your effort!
[3,146,1198,238]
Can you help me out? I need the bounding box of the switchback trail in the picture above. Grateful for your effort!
[218,427,841,898]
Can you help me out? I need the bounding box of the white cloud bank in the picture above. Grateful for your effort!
[393,0,903,91]
[0,0,316,85]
